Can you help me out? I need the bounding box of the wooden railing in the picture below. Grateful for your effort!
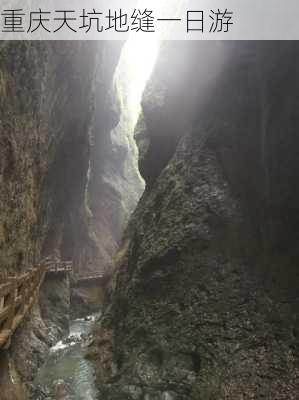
[0,265,46,348]
[0,259,73,349]
[45,260,72,274]
[76,272,104,283]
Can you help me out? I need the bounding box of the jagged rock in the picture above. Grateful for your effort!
[52,379,72,400]
[92,42,299,399]
[0,41,124,397]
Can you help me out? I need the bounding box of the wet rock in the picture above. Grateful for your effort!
[70,288,102,319]
[86,337,95,347]
[125,385,143,399]
[85,347,99,361]
[28,383,51,400]
[39,274,70,337]
[62,335,80,346]
[53,380,72,400]
[80,333,88,341]
[161,392,178,400]
[0,351,27,400]
[10,304,50,385]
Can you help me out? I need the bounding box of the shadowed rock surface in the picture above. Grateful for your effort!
[0,41,99,398]
[0,41,131,398]
[83,42,143,276]
[91,42,299,399]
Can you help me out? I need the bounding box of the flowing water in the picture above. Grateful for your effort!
[35,315,99,400]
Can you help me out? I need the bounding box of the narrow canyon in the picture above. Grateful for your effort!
[0,40,299,400]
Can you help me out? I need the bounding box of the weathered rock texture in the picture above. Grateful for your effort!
[40,274,71,336]
[0,41,122,398]
[0,38,146,397]
[82,43,143,277]
[92,42,299,399]
[71,284,105,319]
[0,42,97,277]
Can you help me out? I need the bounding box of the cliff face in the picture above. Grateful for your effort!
[93,42,299,399]
[83,42,143,277]
[65,41,143,317]
[0,42,103,275]
[0,41,130,398]
[0,42,54,277]
[0,41,99,397]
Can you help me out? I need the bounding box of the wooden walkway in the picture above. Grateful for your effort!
[76,272,104,284]
[0,260,106,349]
[46,260,72,274]
[0,260,72,349]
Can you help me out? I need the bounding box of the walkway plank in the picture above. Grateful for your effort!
[0,259,73,349]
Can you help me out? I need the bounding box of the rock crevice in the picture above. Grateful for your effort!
[92,42,299,399]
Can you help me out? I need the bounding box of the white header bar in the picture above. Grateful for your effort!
[0,0,298,40]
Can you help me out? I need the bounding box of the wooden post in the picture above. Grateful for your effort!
[18,276,27,316]
[4,278,17,332]
[27,270,35,305]
[0,291,4,310]
[0,264,50,349]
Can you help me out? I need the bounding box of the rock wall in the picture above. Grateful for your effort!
[92,42,299,399]
[0,42,100,277]
[0,41,104,398]
[0,39,145,397]
[82,42,143,276]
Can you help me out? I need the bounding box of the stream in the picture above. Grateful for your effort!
[35,315,99,400]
